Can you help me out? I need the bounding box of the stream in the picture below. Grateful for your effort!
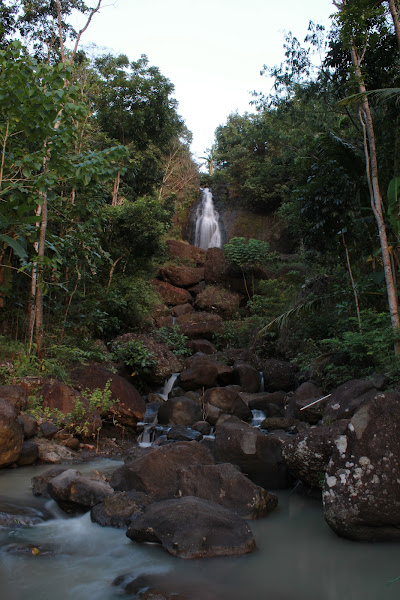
[1,459,400,600]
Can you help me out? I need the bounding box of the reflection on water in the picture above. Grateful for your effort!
[1,461,400,600]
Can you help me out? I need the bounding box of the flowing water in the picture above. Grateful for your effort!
[194,188,222,250]
[1,460,400,600]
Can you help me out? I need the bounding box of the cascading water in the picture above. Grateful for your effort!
[194,188,222,250]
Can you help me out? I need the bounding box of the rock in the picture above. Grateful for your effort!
[192,421,211,435]
[152,279,192,306]
[214,417,290,489]
[18,413,38,439]
[91,490,152,528]
[167,425,203,442]
[48,469,113,514]
[171,303,194,317]
[323,392,400,541]
[246,391,286,412]
[0,399,24,467]
[0,385,28,411]
[282,420,349,488]
[186,339,216,355]
[159,265,205,288]
[157,397,203,426]
[233,362,261,393]
[202,388,252,422]
[292,382,325,424]
[126,496,256,558]
[216,364,235,386]
[32,466,70,497]
[176,312,223,340]
[178,364,219,390]
[64,437,80,451]
[35,438,76,464]
[323,379,377,423]
[39,422,60,438]
[71,364,146,427]
[165,239,206,266]
[260,417,296,431]
[177,463,278,519]
[41,381,82,416]
[204,247,227,285]
[194,285,240,319]
[110,441,215,499]
[16,440,39,466]
[263,359,298,392]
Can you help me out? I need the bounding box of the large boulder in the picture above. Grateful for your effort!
[178,363,219,391]
[110,441,215,499]
[177,463,278,519]
[159,265,205,288]
[204,247,227,285]
[32,466,70,497]
[202,388,252,422]
[71,364,146,427]
[323,392,400,541]
[165,239,206,266]
[323,379,377,423]
[233,362,261,393]
[16,440,39,466]
[0,385,28,411]
[282,420,349,488]
[157,397,203,426]
[41,381,85,418]
[290,381,325,424]
[176,312,223,340]
[194,285,240,319]
[152,279,192,306]
[263,359,298,392]
[186,339,216,355]
[91,490,152,528]
[126,496,256,558]
[48,469,113,514]
[0,399,24,467]
[214,417,290,489]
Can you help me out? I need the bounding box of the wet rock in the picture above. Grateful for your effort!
[192,421,211,435]
[71,364,146,427]
[290,381,325,424]
[91,490,152,528]
[233,362,261,393]
[16,440,39,466]
[159,265,205,288]
[260,417,296,431]
[157,397,203,426]
[0,399,24,467]
[177,463,278,518]
[110,441,215,499]
[152,279,192,306]
[48,469,113,514]
[0,385,28,411]
[246,391,286,413]
[0,513,43,527]
[18,413,38,439]
[35,438,77,464]
[202,387,252,422]
[282,420,349,488]
[323,379,377,423]
[263,359,298,392]
[323,392,400,541]
[215,417,290,489]
[126,496,256,558]
[178,363,219,391]
[167,425,203,442]
[32,466,70,497]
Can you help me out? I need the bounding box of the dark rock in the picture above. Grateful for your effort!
[0,385,28,411]
[282,420,349,488]
[233,362,261,393]
[176,312,223,340]
[177,463,278,519]
[18,413,38,439]
[48,469,113,514]
[110,441,215,499]
[292,381,325,424]
[192,421,211,435]
[31,466,70,497]
[165,239,206,266]
[91,490,152,528]
[171,303,194,317]
[186,339,216,355]
[159,265,205,288]
[204,247,227,285]
[260,417,296,431]
[39,422,60,438]
[152,279,192,306]
[323,392,400,541]
[247,391,286,412]
[323,379,377,423]
[17,440,39,466]
[126,496,256,558]
[202,387,252,422]
[0,399,24,467]
[263,359,298,392]
[167,425,203,442]
[41,381,82,416]
[194,285,240,319]
[215,417,290,489]
[64,437,80,451]
[157,397,203,426]
[178,364,218,390]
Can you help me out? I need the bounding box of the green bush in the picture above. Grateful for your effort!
[154,326,191,356]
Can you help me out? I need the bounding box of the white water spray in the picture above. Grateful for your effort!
[194,188,222,250]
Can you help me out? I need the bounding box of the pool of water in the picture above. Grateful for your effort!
[0,460,400,600]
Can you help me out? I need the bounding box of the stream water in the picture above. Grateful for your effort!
[1,459,400,600]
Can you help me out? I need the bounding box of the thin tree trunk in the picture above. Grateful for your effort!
[112,170,120,206]
[35,194,48,355]
[341,230,362,332]
[388,0,400,51]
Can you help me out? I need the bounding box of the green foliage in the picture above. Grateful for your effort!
[155,326,191,356]
[0,337,68,383]
[224,237,271,268]
[213,319,257,351]
[112,340,156,381]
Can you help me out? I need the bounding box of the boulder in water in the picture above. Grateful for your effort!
[0,399,24,467]
[91,490,152,528]
[157,397,203,426]
[202,387,252,422]
[48,469,113,514]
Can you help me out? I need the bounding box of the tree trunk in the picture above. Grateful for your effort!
[112,170,120,206]
[35,194,48,355]
[388,0,400,51]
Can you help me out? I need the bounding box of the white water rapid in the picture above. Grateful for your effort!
[194,188,222,250]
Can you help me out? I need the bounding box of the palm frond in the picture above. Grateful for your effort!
[257,295,333,337]
[339,88,400,107]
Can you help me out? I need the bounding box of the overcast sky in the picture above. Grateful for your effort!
[74,0,335,162]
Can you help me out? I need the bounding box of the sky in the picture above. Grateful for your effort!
[73,0,336,163]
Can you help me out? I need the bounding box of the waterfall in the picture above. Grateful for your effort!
[194,188,222,250]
